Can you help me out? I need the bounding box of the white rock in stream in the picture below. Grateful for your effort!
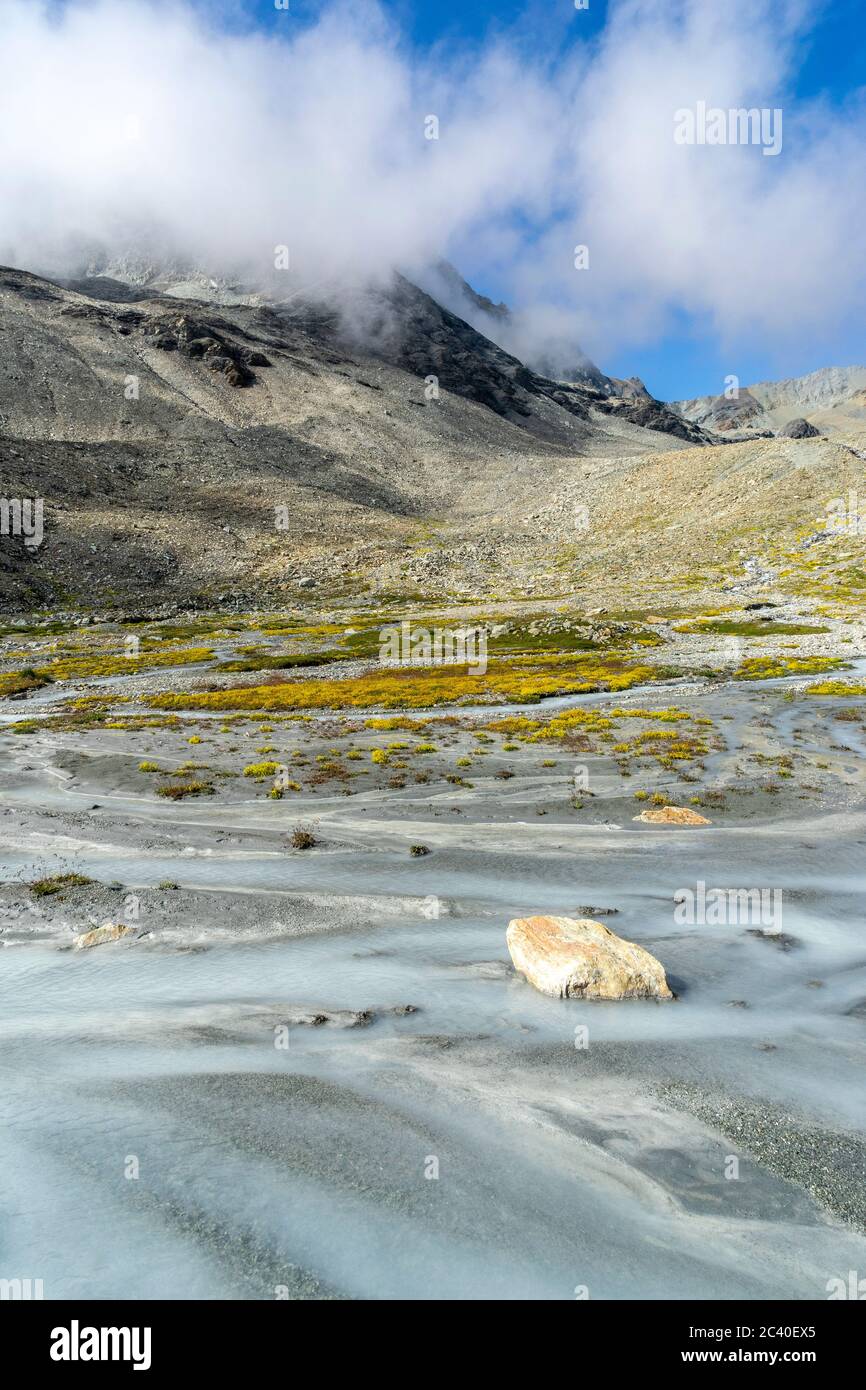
[506,915,673,1000]
[72,923,136,951]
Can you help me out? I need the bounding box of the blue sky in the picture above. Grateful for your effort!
[215,0,866,398]
[33,0,866,400]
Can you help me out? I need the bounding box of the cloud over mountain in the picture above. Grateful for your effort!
[1,0,864,371]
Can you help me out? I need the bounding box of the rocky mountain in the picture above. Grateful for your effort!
[672,365,866,439]
[423,260,653,398]
[0,261,704,611]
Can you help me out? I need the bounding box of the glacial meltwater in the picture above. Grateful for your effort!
[2,681,865,1299]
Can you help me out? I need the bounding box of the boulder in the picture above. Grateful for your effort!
[780,417,820,439]
[634,805,711,825]
[72,923,135,951]
[506,914,673,1000]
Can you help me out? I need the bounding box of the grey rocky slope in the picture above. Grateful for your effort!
[0,262,702,611]
[673,365,866,438]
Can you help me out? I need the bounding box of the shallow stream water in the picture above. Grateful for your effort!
[1,683,865,1298]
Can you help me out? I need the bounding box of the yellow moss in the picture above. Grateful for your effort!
[0,670,51,698]
[805,680,866,696]
[608,706,691,722]
[40,647,214,680]
[364,716,431,731]
[148,654,669,714]
[734,656,844,681]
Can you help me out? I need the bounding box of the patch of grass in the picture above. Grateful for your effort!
[364,716,432,731]
[291,824,317,850]
[30,872,94,897]
[0,669,53,698]
[155,780,215,799]
[674,619,828,637]
[215,651,346,672]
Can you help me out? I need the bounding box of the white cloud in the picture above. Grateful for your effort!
[0,0,863,374]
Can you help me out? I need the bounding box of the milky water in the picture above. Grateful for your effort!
[3,830,866,1298]
[2,683,866,1298]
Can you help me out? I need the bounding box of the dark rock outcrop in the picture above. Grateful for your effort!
[780,417,821,439]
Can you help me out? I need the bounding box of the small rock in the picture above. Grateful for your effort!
[506,914,673,1000]
[72,923,135,951]
[634,806,711,826]
[747,928,800,951]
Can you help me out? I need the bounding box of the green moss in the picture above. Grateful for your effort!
[674,619,828,637]
[216,651,346,673]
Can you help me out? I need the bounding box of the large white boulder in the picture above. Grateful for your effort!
[506,914,673,1000]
